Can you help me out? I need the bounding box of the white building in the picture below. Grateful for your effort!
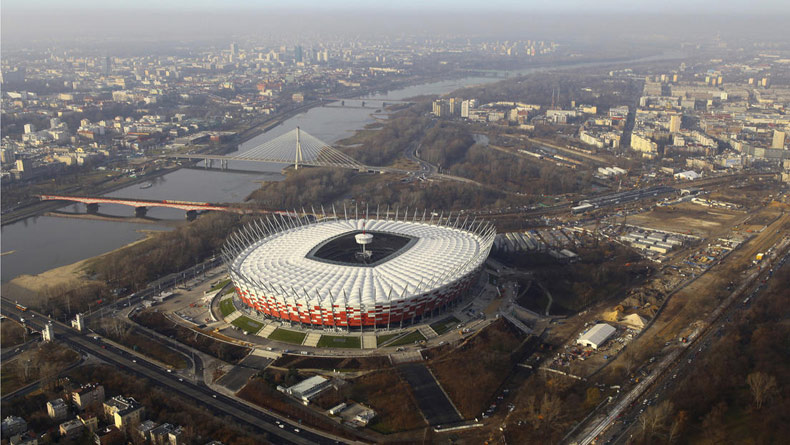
[280,376,332,405]
[674,170,700,181]
[577,323,616,349]
[43,322,54,342]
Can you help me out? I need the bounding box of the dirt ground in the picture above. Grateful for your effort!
[604,208,790,375]
[1,233,155,306]
[627,201,748,238]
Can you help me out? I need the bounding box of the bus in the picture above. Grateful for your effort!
[15,303,27,312]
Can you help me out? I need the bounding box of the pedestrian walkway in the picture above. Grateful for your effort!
[361,333,377,349]
[418,325,438,339]
[224,311,242,323]
[251,348,282,360]
[398,363,463,425]
[303,332,321,347]
[502,313,533,335]
[258,324,277,338]
[390,350,423,364]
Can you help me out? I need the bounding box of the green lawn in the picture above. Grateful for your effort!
[430,316,460,335]
[316,335,361,349]
[376,333,399,345]
[211,279,232,292]
[268,328,306,344]
[219,299,236,317]
[231,316,264,334]
[388,330,426,346]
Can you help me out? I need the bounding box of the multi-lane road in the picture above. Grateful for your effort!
[568,237,790,445]
[0,299,351,445]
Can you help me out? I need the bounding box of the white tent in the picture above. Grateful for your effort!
[577,323,616,349]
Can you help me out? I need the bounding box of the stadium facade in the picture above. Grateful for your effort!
[222,208,495,329]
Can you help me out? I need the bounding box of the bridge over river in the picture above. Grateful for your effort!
[37,194,270,220]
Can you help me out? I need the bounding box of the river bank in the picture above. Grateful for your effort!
[1,231,162,306]
[44,211,186,226]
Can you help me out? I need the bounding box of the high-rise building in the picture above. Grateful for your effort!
[669,114,682,133]
[16,158,32,172]
[461,99,476,118]
[294,45,303,63]
[1,148,15,164]
[449,97,459,116]
[230,42,237,56]
[772,130,786,149]
[101,56,111,75]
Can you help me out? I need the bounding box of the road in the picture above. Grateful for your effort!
[0,299,349,445]
[0,336,40,363]
[567,237,790,445]
[599,247,790,445]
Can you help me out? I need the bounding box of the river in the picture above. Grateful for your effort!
[0,76,493,282]
[1,51,686,282]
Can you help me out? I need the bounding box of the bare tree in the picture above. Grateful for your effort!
[667,410,687,443]
[638,400,674,441]
[103,318,129,340]
[747,372,778,409]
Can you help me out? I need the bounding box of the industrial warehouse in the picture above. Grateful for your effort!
[222,210,495,329]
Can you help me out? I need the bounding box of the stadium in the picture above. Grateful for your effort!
[222,209,495,329]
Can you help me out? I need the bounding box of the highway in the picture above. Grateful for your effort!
[598,246,790,445]
[0,299,348,445]
[567,236,790,445]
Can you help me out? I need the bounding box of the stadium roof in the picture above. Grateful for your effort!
[228,218,494,308]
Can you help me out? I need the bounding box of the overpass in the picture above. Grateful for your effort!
[38,194,256,219]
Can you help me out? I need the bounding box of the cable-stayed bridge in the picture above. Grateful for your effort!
[168,127,370,171]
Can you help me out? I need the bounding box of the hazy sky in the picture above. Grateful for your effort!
[3,0,790,13]
[3,1,789,48]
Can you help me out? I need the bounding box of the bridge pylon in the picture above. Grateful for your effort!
[295,126,303,170]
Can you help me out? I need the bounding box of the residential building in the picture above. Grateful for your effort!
[103,396,144,429]
[9,431,38,445]
[78,413,99,433]
[136,420,157,442]
[47,398,69,420]
[59,419,85,440]
[93,425,123,445]
[150,423,181,445]
[773,130,786,149]
[2,416,27,437]
[72,383,105,411]
[669,114,681,133]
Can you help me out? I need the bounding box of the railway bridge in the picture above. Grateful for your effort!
[38,194,259,220]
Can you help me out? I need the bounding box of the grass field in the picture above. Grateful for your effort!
[316,335,361,349]
[231,316,264,334]
[219,299,236,317]
[268,328,307,344]
[376,333,399,345]
[430,316,460,335]
[211,278,232,292]
[389,330,426,346]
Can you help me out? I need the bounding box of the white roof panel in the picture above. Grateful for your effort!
[231,219,492,308]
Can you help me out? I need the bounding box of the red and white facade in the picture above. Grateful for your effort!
[223,214,495,329]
